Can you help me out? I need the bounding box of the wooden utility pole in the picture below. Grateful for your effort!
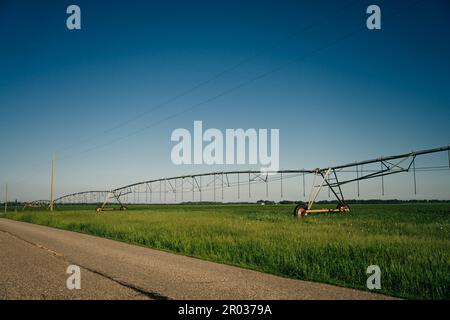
[50,153,55,212]
[4,184,7,213]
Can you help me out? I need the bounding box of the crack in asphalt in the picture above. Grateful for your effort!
[0,228,170,300]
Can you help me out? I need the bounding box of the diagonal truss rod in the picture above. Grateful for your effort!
[327,155,416,188]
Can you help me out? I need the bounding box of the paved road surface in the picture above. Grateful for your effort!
[0,218,393,300]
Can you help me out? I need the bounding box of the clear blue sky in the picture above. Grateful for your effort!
[1,0,449,201]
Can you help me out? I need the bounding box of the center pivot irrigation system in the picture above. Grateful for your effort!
[32,145,450,217]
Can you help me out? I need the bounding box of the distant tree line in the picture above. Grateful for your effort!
[278,199,450,205]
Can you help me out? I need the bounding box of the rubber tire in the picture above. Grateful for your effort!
[293,202,307,217]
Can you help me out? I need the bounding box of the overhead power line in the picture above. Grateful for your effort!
[60,0,426,162]
[57,0,360,153]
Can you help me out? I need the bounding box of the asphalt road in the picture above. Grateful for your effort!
[0,218,393,300]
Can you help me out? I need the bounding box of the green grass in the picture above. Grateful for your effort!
[3,203,450,299]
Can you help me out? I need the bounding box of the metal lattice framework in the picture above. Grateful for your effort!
[112,170,311,204]
[22,200,51,210]
[54,191,110,204]
[33,145,450,211]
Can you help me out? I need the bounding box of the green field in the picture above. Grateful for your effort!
[3,203,450,299]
